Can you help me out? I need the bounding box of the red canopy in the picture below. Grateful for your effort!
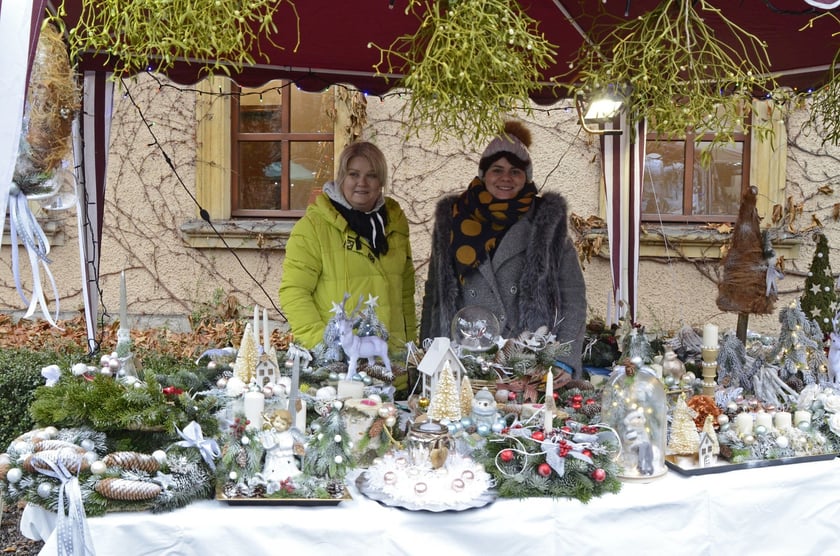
[59,0,839,102]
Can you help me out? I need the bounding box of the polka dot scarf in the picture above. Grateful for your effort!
[450,178,537,283]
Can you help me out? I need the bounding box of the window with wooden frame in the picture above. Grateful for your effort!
[641,128,750,224]
[231,80,335,218]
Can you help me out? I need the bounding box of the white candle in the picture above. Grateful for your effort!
[703,323,719,347]
[774,411,792,430]
[755,412,773,431]
[263,308,270,352]
[243,390,265,430]
[794,410,811,427]
[253,305,260,346]
[119,271,128,330]
[544,369,554,431]
[735,412,753,435]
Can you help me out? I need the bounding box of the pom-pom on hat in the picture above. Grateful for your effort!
[478,120,533,182]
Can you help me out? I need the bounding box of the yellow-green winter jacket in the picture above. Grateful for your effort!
[279,190,417,353]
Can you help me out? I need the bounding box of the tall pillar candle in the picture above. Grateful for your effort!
[544,369,554,432]
[253,305,260,347]
[243,390,265,430]
[119,271,128,329]
[263,308,270,352]
[702,323,719,347]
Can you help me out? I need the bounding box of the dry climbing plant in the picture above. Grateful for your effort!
[572,0,776,148]
[371,0,557,145]
[48,0,298,79]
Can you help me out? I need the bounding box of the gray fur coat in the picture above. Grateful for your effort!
[420,191,587,374]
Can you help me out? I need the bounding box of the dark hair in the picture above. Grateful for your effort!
[478,151,529,175]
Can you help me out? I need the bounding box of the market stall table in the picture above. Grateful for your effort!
[29,458,840,555]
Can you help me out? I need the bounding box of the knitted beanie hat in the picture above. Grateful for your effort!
[478,120,533,182]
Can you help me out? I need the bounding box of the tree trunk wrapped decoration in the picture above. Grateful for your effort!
[716,185,779,340]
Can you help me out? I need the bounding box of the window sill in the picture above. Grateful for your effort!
[584,226,801,260]
[180,219,296,250]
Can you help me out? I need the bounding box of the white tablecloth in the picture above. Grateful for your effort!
[31,459,840,556]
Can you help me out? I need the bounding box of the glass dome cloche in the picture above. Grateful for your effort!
[450,305,501,352]
[601,359,668,481]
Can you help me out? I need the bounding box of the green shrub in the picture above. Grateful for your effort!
[0,348,85,450]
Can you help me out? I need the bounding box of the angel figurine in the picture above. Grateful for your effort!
[260,410,304,483]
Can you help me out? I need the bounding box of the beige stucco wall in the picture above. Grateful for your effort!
[1,74,837,343]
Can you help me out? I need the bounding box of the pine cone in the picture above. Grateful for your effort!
[250,483,266,498]
[566,379,595,391]
[24,448,90,474]
[103,451,160,473]
[222,481,238,498]
[95,478,162,501]
[368,418,385,439]
[326,479,345,498]
[0,461,10,480]
[33,439,82,453]
[581,402,601,419]
[786,376,804,393]
[235,447,249,468]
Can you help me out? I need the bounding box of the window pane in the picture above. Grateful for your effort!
[289,141,334,210]
[239,141,282,210]
[692,141,743,216]
[643,141,686,216]
[238,86,282,133]
[290,87,334,133]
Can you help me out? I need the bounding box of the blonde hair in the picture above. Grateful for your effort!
[335,141,388,190]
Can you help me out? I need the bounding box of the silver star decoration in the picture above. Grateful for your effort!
[154,472,175,490]
[364,294,379,308]
[329,302,344,316]
[811,283,823,296]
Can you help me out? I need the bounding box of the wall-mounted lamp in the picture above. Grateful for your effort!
[575,90,625,136]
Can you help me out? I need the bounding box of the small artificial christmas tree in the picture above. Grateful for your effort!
[668,393,700,456]
[427,361,462,423]
[459,376,474,418]
[800,233,838,335]
[716,185,778,342]
[772,300,828,384]
[233,323,258,384]
[356,294,389,340]
[304,401,355,483]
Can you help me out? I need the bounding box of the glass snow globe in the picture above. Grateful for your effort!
[450,305,500,352]
[601,359,668,481]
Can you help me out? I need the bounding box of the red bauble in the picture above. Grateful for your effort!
[531,430,545,441]
[571,394,583,403]
[508,391,518,401]
[500,449,514,462]
[571,402,582,411]
[592,468,607,482]
[537,463,551,477]
[162,386,183,396]
[582,449,592,458]
[585,398,596,405]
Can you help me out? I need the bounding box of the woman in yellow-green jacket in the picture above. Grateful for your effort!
[279,141,417,354]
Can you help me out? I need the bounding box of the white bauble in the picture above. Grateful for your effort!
[334,455,343,464]
[776,436,789,449]
[385,416,397,427]
[367,394,383,404]
[216,377,228,389]
[99,354,110,367]
[43,426,58,439]
[80,439,95,451]
[84,452,98,465]
[100,367,112,377]
[333,400,343,411]
[334,434,343,443]
[6,467,22,483]
[225,376,247,397]
[229,471,238,481]
[152,450,167,465]
[241,435,250,445]
[316,386,337,401]
[90,460,107,475]
[37,482,53,498]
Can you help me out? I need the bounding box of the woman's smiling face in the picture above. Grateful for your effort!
[340,156,382,212]
[483,157,527,200]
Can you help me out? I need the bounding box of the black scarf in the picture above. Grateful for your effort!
[332,201,389,257]
[450,178,537,283]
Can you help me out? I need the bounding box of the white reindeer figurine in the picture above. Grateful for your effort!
[335,295,391,380]
[829,313,840,384]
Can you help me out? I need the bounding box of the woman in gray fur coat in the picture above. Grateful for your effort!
[420,121,586,376]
